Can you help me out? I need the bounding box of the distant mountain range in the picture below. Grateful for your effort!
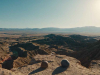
[0,26,100,33]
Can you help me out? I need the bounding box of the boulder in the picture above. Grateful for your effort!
[61,59,70,68]
[41,61,48,68]
[2,60,13,70]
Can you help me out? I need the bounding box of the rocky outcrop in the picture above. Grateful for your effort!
[32,34,97,51]
[8,43,49,68]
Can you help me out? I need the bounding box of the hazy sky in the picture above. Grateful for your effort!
[0,0,100,28]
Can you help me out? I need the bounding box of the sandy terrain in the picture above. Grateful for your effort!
[0,68,24,75]
[10,54,100,75]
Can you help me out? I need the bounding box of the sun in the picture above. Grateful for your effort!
[94,0,100,11]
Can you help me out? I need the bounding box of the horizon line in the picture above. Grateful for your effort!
[0,26,100,29]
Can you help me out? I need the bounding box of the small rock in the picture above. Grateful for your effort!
[41,61,48,68]
[61,59,70,68]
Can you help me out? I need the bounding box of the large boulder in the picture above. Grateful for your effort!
[2,60,13,70]
[1,56,13,70]
[61,59,70,68]
[41,61,48,68]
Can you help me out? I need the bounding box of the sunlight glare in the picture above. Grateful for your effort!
[94,0,100,11]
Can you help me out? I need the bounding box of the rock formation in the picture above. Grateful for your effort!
[41,61,48,68]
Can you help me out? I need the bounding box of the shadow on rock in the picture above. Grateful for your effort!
[52,66,67,75]
[12,43,39,51]
[28,68,45,75]
[10,47,27,57]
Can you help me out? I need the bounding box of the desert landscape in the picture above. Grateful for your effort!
[0,31,100,75]
[1,0,100,74]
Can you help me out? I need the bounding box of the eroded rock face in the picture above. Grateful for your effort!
[61,59,70,68]
[41,61,48,68]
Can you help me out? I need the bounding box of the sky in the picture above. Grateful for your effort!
[0,0,100,28]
